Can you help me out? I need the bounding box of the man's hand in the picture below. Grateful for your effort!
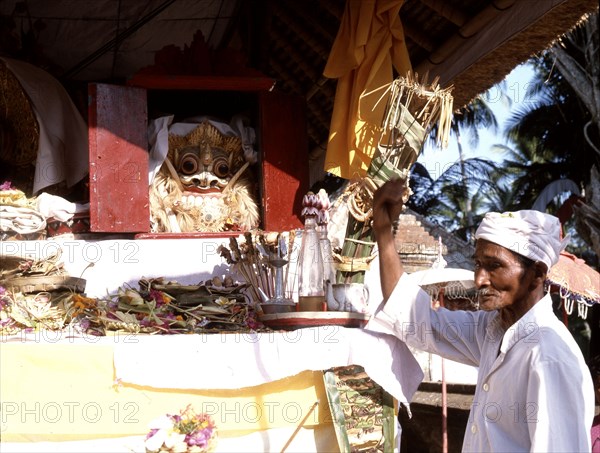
[373,178,409,234]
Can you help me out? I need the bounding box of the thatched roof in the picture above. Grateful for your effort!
[254,0,599,156]
[0,0,597,159]
[441,0,599,108]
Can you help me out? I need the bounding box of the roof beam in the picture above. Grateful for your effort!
[415,0,534,79]
[413,0,598,108]
[417,0,469,27]
[403,22,437,53]
[460,0,518,38]
[423,0,518,69]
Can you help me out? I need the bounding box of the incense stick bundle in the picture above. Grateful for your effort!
[218,232,294,304]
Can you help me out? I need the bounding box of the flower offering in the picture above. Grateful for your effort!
[145,405,217,453]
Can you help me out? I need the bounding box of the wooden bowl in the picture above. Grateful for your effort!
[260,301,295,314]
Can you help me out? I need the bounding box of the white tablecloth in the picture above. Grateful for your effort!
[113,327,423,404]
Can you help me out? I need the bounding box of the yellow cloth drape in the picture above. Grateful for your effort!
[323,0,411,180]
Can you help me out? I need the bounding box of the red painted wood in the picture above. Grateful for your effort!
[88,83,150,232]
[135,232,242,239]
[87,79,305,235]
[127,74,275,92]
[259,91,309,231]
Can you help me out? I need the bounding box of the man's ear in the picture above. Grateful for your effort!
[533,261,548,284]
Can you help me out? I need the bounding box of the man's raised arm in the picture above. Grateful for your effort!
[372,179,409,301]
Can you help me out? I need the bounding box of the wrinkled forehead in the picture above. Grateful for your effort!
[473,238,520,262]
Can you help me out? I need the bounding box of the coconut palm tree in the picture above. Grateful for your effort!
[492,131,572,210]
[552,11,599,157]
[452,95,500,233]
[551,11,600,257]
[411,12,599,254]
[408,157,500,241]
[477,155,519,212]
[499,12,599,256]
[413,83,510,239]
[503,12,599,204]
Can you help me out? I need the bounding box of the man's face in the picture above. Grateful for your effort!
[472,239,534,311]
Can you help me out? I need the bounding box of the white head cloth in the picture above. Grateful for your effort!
[474,210,569,270]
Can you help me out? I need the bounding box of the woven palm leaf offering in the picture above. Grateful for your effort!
[334,72,453,284]
[0,250,88,334]
[84,276,259,336]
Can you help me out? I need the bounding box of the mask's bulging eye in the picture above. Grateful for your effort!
[213,157,230,178]
[179,153,199,175]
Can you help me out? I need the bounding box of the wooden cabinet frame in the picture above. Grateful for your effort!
[87,76,309,235]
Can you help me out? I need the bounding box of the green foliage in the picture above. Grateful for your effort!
[407,158,501,242]
[409,13,598,253]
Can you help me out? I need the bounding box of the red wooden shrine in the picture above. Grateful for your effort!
[87,75,309,235]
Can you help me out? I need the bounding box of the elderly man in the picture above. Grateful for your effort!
[368,179,594,452]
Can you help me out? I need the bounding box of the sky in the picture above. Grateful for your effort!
[417,62,537,179]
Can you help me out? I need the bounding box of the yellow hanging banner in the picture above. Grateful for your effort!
[323,0,412,180]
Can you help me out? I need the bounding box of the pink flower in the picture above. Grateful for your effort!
[145,406,217,452]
